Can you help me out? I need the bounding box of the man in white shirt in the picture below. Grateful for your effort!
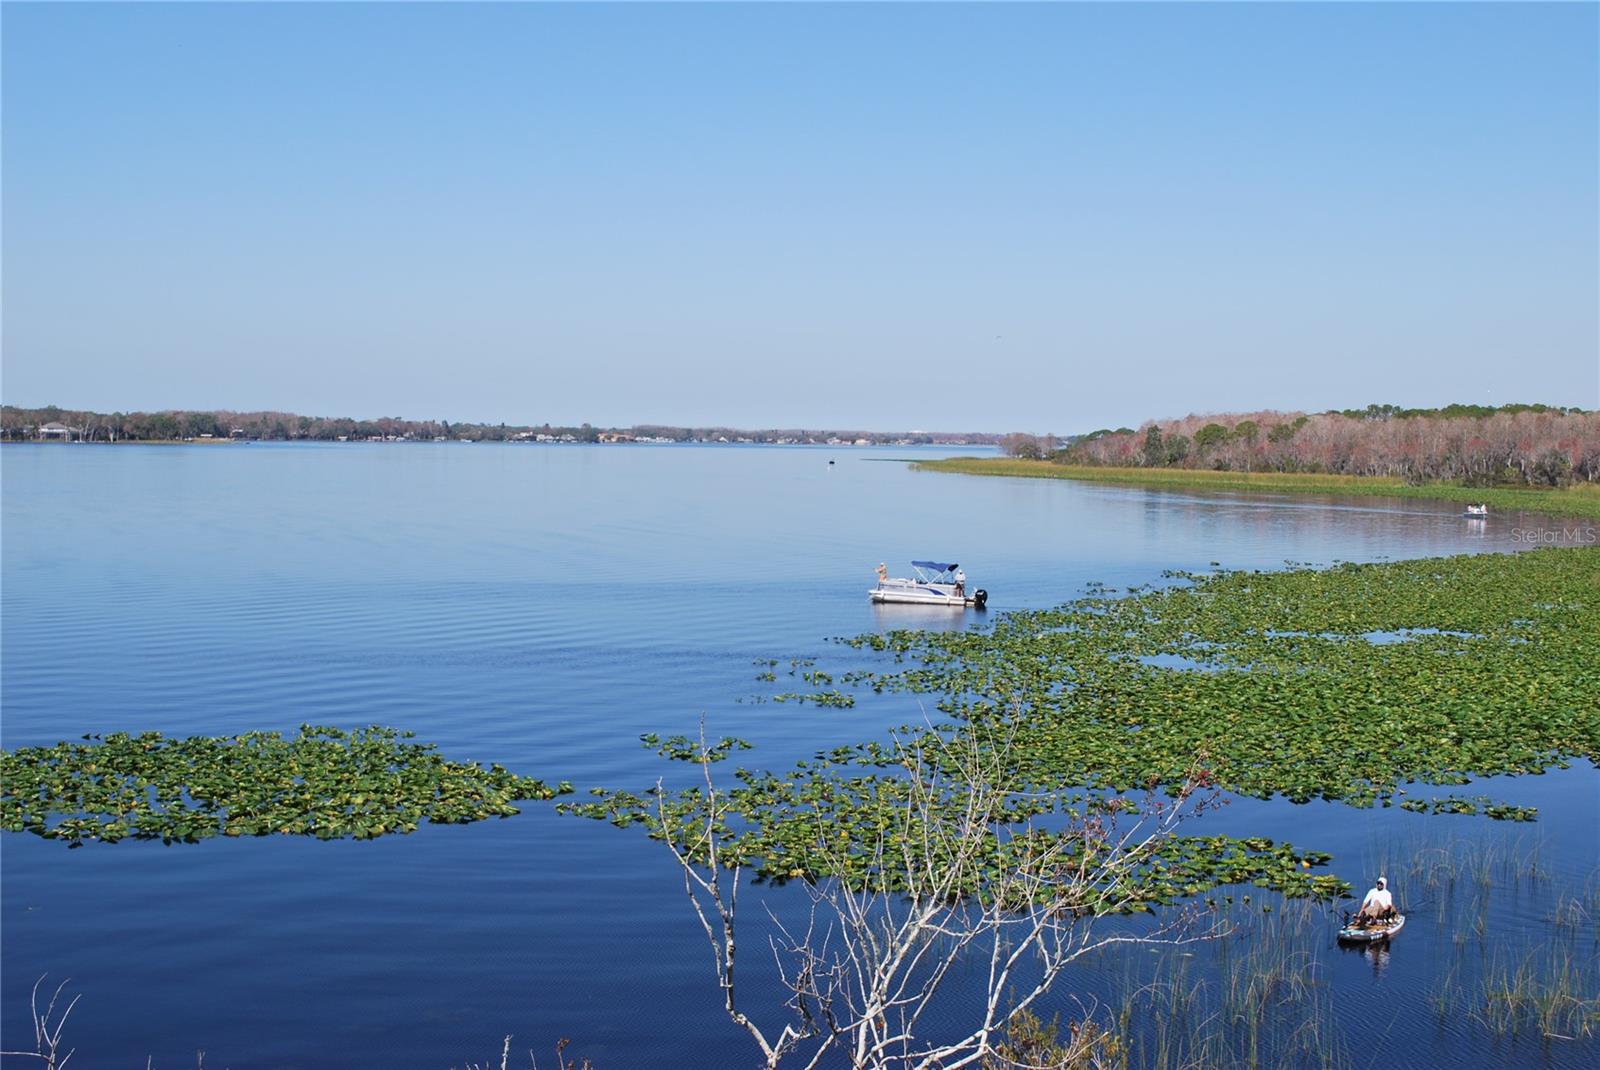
[954,568,966,597]
[1356,876,1394,923]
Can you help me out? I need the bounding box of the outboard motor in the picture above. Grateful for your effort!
[972,589,988,610]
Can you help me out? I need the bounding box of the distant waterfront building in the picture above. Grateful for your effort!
[37,422,74,441]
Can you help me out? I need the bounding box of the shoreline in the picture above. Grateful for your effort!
[913,457,1600,521]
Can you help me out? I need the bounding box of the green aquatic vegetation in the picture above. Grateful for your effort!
[1398,795,1538,821]
[1400,796,1478,815]
[640,733,751,763]
[0,725,571,846]
[564,733,1349,908]
[586,550,1592,914]
[770,689,856,707]
[833,548,1599,813]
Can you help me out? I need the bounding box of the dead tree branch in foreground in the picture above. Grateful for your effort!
[658,721,1226,1069]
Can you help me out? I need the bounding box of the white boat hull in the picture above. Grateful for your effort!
[870,582,974,607]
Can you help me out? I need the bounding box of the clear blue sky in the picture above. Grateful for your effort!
[4,2,1596,431]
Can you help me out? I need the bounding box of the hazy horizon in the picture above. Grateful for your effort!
[2,396,1594,441]
[4,3,1596,430]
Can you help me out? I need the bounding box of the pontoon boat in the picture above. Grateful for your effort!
[870,561,987,609]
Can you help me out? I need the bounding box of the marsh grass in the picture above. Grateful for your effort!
[1091,834,1598,1068]
[1111,898,1349,1070]
[1548,883,1599,936]
[1374,834,1599,1040]
[1477,948,1599,1040]
[1428,958,1463,1024]
[1372,832,1547,898]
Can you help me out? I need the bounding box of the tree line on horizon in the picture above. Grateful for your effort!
[1000,403,1599,487]
[0,405,998,446]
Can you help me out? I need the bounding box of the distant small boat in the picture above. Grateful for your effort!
[1463,504,1488,518]
[871,561,987,609]
[1339,914,1405,943]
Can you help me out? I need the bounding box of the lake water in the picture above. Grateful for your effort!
[2,443,1594,1068]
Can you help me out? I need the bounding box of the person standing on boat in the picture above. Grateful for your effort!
[1356,876,1394,924]
[954,568,966,597]
[876,563,888,586]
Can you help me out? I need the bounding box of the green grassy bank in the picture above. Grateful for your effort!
[913,457,1600,520]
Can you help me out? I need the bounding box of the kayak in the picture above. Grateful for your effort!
[1339,914,1405,942]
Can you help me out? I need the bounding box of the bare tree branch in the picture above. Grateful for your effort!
[653,713,1229,1069]
[0,976,82,1070]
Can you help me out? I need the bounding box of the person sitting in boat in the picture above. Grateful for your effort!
[1355,876,1395,925]
[954,568,966,597]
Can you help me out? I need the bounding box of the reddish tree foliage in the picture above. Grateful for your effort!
[1010,406,1598,486]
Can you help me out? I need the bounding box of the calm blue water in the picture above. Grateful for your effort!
[2,443,1593,1068]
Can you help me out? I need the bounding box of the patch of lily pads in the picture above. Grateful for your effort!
[0,725,571,846]
[1398,795,1538,821]
[559,732,1350,910]
[830,547,1597,814]
[567,548,1594,910]
[7,549,1588,921]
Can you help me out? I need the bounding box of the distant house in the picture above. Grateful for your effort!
[37,422,74,441]
[229,428,247,439]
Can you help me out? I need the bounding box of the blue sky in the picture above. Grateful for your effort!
[3,2,1596,431]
